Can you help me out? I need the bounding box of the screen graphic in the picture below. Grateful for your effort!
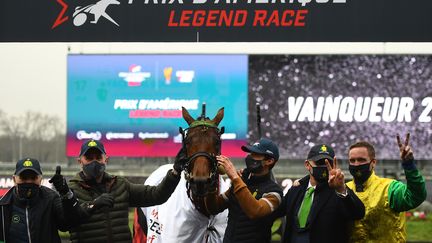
[249,55,432,160]
[67,55,248,157]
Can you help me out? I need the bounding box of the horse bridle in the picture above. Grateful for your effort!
[179,119,225,198]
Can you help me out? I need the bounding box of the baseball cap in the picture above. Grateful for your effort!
[307,144,335,164]
[241,138,279,161]
[15,158,43,176]
[79,139,106,157]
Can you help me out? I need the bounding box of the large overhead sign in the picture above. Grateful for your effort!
[1,0,431,42]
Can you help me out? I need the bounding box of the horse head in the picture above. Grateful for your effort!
[181,106,224,201]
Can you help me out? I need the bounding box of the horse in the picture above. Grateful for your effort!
[134,106,229,243]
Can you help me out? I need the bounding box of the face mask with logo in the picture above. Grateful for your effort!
[16,183,40,199]
[349,163,372,192]
[309,165,329,183]
[245,155,264,173]
[83,161,106,180]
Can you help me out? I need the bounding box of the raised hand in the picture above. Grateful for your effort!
[325,157,346,193]
[216,155,238,180]
[49,166,70,196]
[397,133,414,162]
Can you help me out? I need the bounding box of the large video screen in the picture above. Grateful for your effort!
[249,55,432,160]
[67,55,248,157]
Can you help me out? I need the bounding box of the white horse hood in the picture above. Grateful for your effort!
[140,164,229,243]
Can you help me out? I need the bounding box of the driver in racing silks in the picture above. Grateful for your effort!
[205,138,283,243]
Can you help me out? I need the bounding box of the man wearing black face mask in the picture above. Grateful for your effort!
[347,134,427,243]
[0,158,83,243]
[205,138,283,243]
[274,144,365,243]
[67,139,183,243]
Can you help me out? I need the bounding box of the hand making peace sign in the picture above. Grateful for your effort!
[325,157,346,194]
[397,133,414,162]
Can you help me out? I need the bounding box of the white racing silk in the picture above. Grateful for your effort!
[140,164,229,243]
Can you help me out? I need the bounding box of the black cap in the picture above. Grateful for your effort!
[79,139,106,156]
[307,144,335,163]
[15,158,43,176]
[241,138,279,161]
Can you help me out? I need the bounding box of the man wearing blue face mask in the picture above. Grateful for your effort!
[67,139,184,243]
[0,158,83,243]
[274,144,365,243]
[205,137,283,243]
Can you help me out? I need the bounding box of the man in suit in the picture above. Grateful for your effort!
[275,144,365,243]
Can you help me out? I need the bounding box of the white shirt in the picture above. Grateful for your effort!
[140,164,229,243]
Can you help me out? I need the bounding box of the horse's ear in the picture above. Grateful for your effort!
[182,107,195,125]
[212,107,224,126]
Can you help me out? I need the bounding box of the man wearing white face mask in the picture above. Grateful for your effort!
[68,139,184,243]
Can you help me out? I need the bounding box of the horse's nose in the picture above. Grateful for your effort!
[190,176,211,196]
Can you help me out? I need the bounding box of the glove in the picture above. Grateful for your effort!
[49,166,70,196]
[87,193,114,213]
[173,147,188,173]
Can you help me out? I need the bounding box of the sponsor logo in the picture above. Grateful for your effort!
[88,140,98,147]
[53,0,120,29]
[163,67,173,84]
[176,70,195,83]
[23,160,33,167]
[12,215,20,223]
[119,65,151,87]
[76,130,102,140]
[320,145,327,153]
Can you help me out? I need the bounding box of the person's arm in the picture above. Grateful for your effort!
[49,167,94,229]
[128,169,180,207]
[231,177,282,219]
[389,133,427,212]
[388,159,427,212]
[217,155,282,219]
[337,187,365,220]
[56,190,115,229]
[52,191,83,231]
[325,157,365,220]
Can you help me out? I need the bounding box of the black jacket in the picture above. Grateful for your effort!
[0,186,79,243]
[68,170,180,243]
[223,171,283,243]
[276,175,365,243]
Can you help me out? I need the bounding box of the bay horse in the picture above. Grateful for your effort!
[134,105,228,243]
[180,105,225,216]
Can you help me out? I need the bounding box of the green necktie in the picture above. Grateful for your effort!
[298,187,315,228]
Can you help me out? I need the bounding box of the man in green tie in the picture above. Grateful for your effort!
[275,144,365,243]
